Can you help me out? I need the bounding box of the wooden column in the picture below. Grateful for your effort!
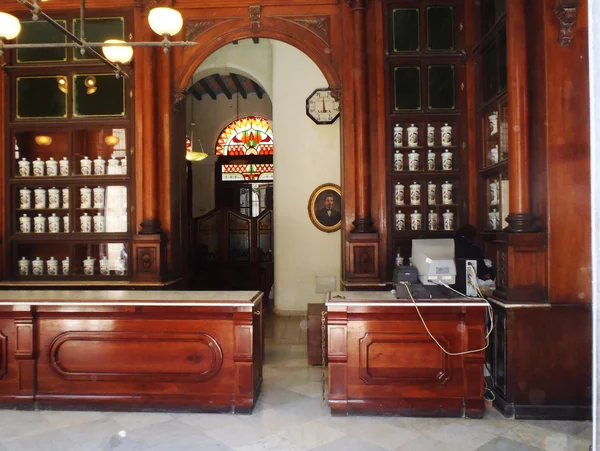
[347,0,375,233]
[139,12,161,235]
[505,0,538,232]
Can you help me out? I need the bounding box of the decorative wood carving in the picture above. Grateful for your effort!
[0,331,6,381]
[345,233,379,283]
[133,234,165,282]
[249,5,261,34]
[172,89,186,114]
[359,333,449,385]
[498,249,508,288]
[554,0,581,47]
[184,20,218,42]
[285,17,331,46]
[330,86,342,104]
[49,331,223,382]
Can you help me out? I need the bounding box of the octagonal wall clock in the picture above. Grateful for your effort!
[306,88,340,125]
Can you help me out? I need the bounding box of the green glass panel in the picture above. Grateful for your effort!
[427,7,454,50]
[428,65,455,109]
[481,42,499,102]
[73,17,124,60]
[16,20,67,63]
[498,27,507,91]
[73,74,125,117]
[391,8,419,52]
[16,76,67,119]
[394,67,421,111]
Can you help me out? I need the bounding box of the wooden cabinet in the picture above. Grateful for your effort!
[2,15,134,282]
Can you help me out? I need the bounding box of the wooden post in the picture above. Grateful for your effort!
[347,0,375,233]
[505,0,538,232]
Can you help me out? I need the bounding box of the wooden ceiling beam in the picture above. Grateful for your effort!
[252,37,260,44]
[212,74,233,100]
[230,73,247,99]
[190,85,202,101]
[199,79,217,100]
[250,80,264,99]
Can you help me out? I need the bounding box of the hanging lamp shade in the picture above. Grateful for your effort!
[148,8,183,37]
[102,40,134,64]
[186,122,208,161]
[0,13,21,40]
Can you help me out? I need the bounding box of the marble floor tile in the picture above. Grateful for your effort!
[288,381,324,398]
[475,436,545,451]
[310,434,389,451]
[233,434,305,451]
[2,430,75,451]
[345,420,423,450]
[503,423,591,451]
[394,436,471,451]
[521,420,591,437]
[40,410,108,429]
[278,418,346,449]
[204,421,270,448]
[0,413,57,442]
[422,421,498,450]
[108,412,174,431]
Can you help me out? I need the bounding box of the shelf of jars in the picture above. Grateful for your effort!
[482,175,509,232]
[480,98,508,170]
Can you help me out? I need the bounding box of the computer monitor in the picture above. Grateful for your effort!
[411,238,456,285]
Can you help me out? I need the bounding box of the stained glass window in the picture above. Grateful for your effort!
[222,164,274,181]
[216,116,274,156]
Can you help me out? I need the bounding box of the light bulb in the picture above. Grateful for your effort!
[56,76,68,94]
[0,13,21,40]
[35,136,53,146]
[148,8,183,37]
[104,136,120,147]
[102,40,133,64]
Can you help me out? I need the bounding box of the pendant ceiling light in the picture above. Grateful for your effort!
[0,0,197,78]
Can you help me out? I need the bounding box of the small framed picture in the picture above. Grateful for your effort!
[308,183,342,232]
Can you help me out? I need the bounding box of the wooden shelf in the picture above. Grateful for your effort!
[10,175,129,184]
[480,160,508,177]
[393,203,459,208]
[392,230,456,238]
[390,170,461,177]
[12,233,129,242]
[17,208,69,213]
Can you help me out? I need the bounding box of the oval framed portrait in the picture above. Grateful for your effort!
[308,183,342,233]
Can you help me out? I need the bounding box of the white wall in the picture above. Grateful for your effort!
[271,41,341,315]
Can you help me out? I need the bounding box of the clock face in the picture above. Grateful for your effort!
[306,89,340,125]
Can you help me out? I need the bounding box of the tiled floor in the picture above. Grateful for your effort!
[0,316,592,451]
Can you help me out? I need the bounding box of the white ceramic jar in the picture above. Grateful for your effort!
[115,259,127,276]
[33,214,46,233]
[93,186,105,209]
[93,156,106,175]
[32,158,44,176]
[394,183,405,206]
[46,157,58,176]
[83,255,96,276]
[442,182,453,205]
[63,215,69,233]
[48,213,60,233]
[32,257,44,275]
[408,151,419,171]
[490,180,499,205]
[80,156,92,175]
[80,212,91,233]
[489,209,499,230]
[34,187,46,209]
[20,188,31,209]
[441,123,452,146]
[489,145,499,165]
[19,214,31,233]
[80,187,92,208]
[407,124,419,147]
[48,187,60,209]
[93,212,105,233]
[395,211,406,231]
[428,182,436,205]
[427,151,435,171]
[59,157,69,176]
[441,150,453,170]
[62,256,70,275]
[120,157,127,175]
[443,209,454,231]
[18,256,30,276]
[46,256,58,275]
[427,124,435,147]
[108,155,120,175]
[410,210,422,230]
[395,253,403,267]
[428,210,439,231]
[393,151,403,171]
[489,111,498,136]
[18,158,31,177]
[409,182,421,206]
[393,124,403,149]
[83,256,95,275]
[62,188,69,208]
[100,256,110,275]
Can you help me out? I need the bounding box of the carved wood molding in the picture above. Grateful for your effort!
[134,0,173,14]
[554,0,581,47]
[282,16,331,46]
[249,5,262,33]
[330,86,342,104]
[172,88,186,114]
[184,20,219,42]
[0,331,6,381]
[346,0,369,11]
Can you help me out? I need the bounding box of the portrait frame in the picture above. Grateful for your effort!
[308,183,342,233]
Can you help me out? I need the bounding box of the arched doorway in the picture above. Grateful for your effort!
[176,38,343,315]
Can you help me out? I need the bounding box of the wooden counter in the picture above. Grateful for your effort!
[0,290,263,413]
[326,290,488,417]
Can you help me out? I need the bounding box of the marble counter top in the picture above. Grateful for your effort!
[0,290,263,307]
[326,290,489,307]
